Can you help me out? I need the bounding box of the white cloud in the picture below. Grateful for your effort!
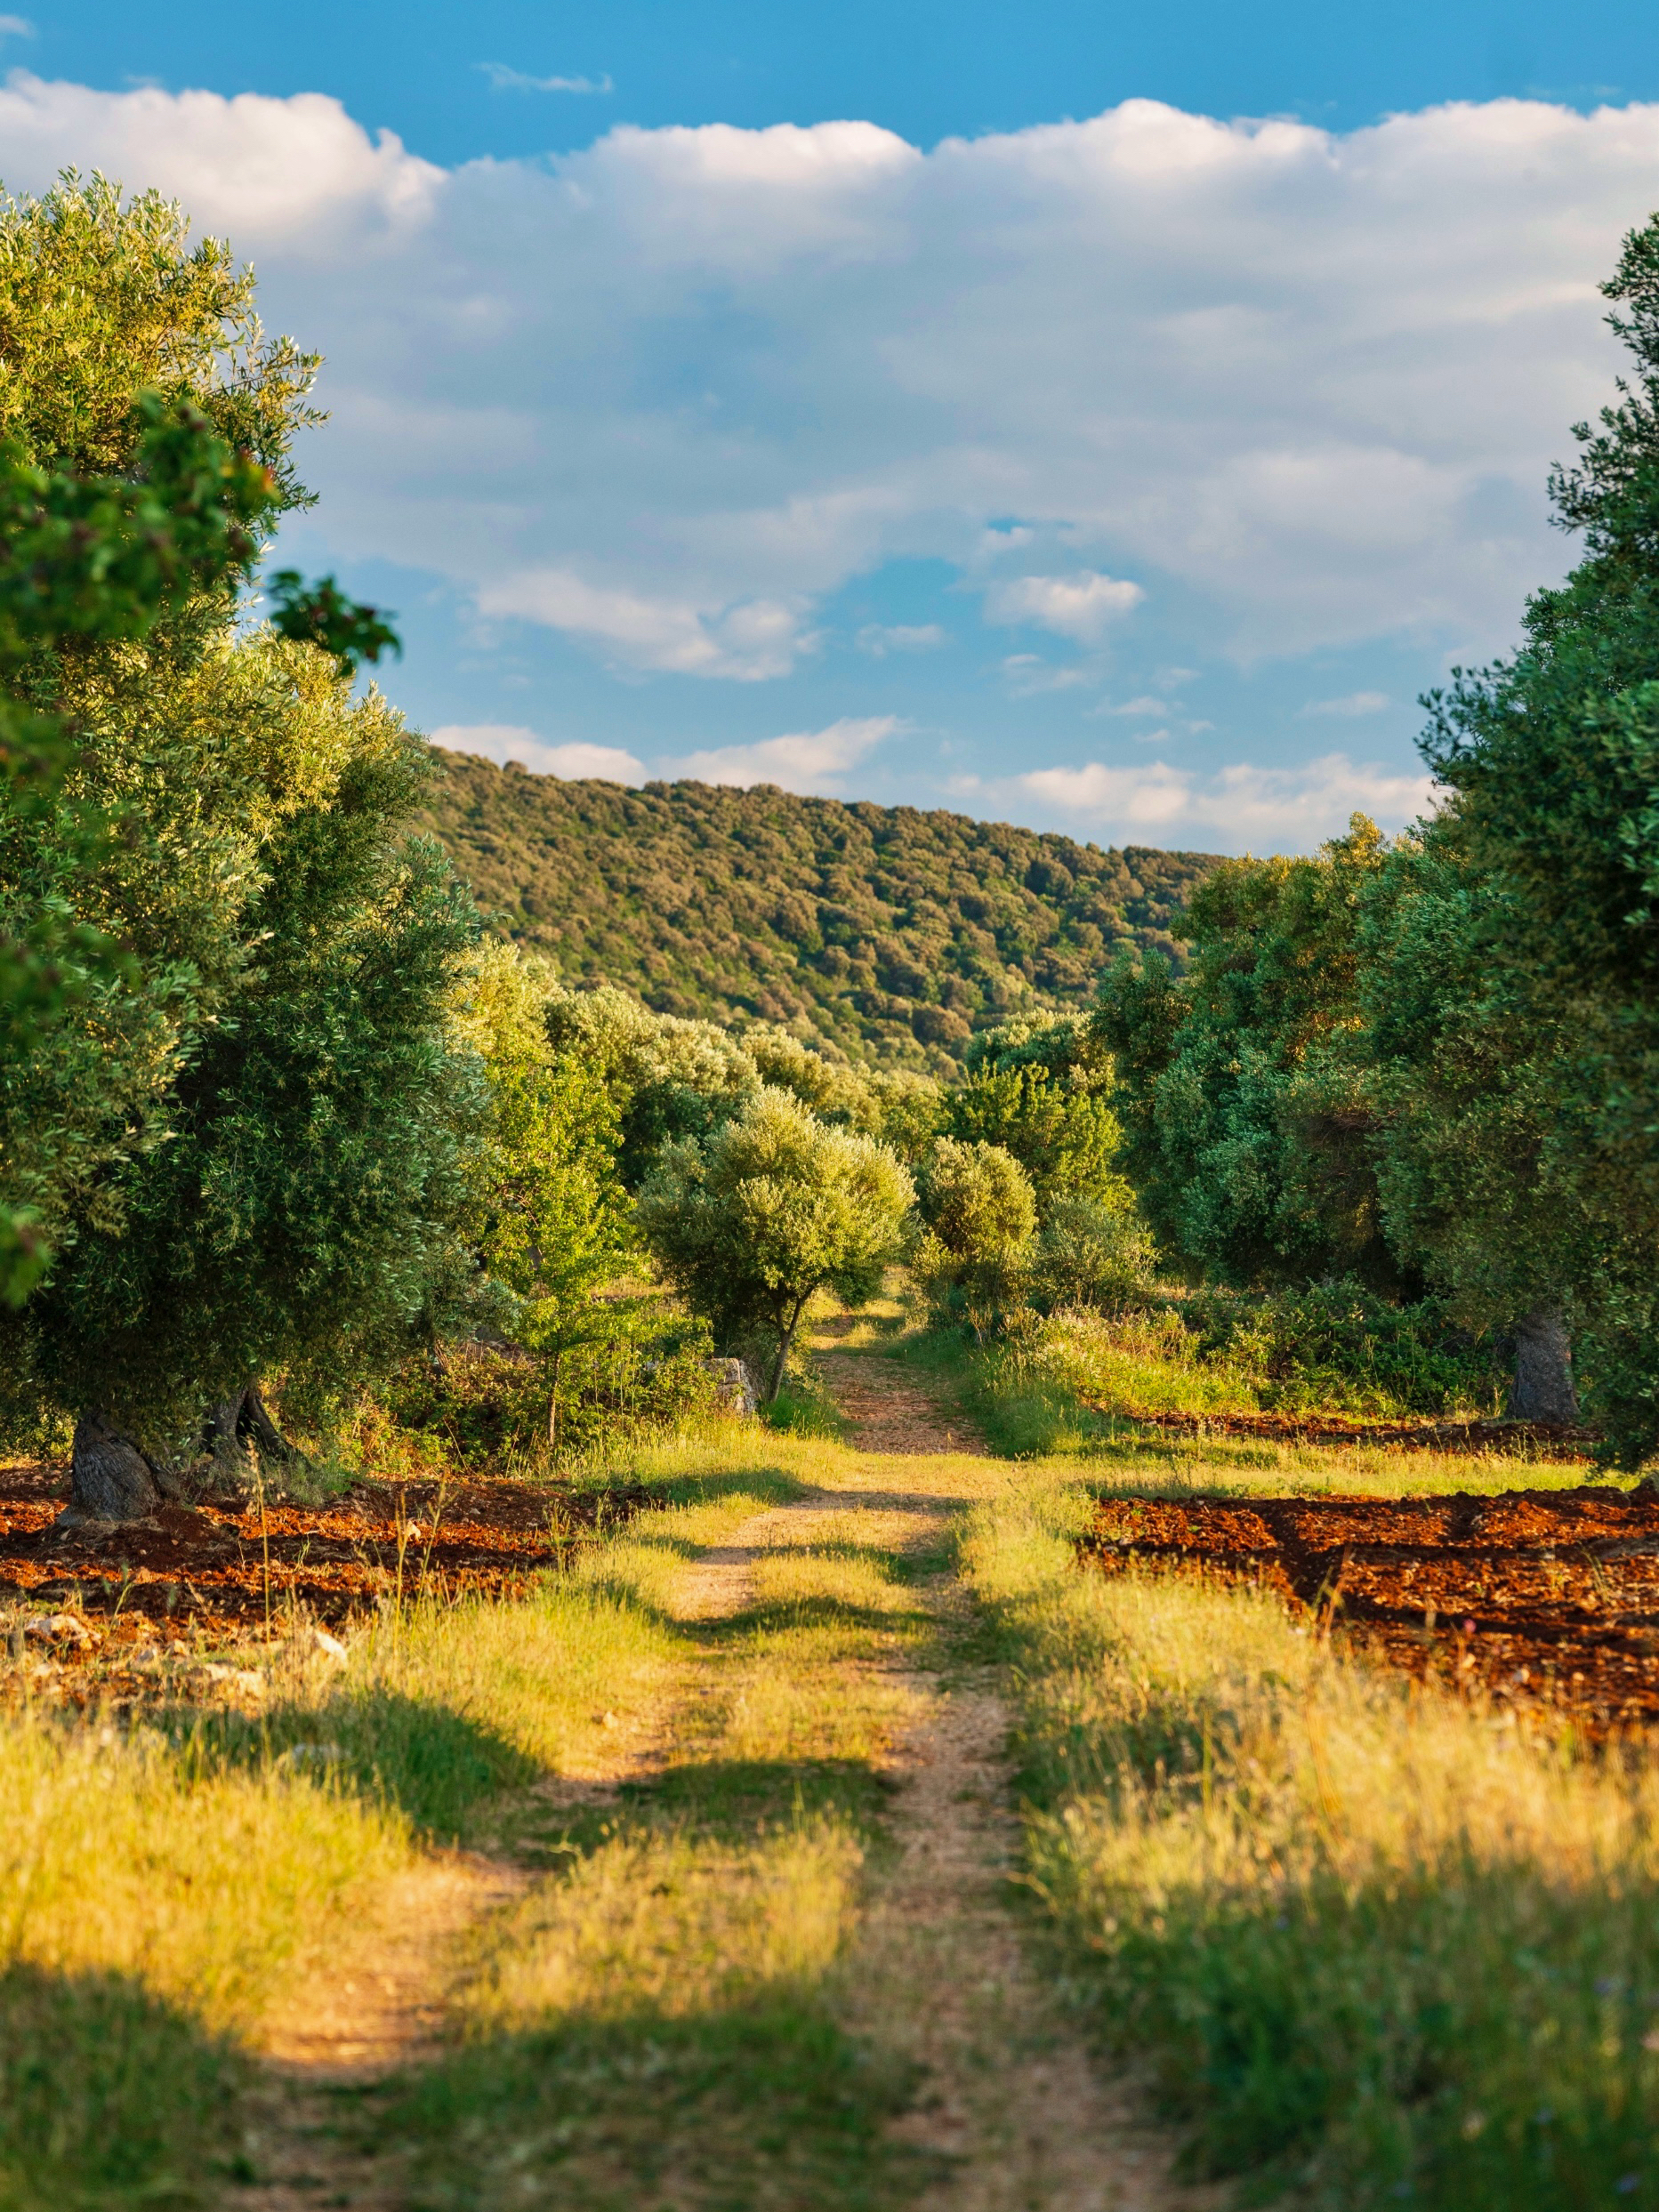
[660,715,900,793]
[4,78,1655,680]
[1098,694,1170,716]
[1299,690,1391,718]
[0,71,439,250]
[477,65,613,95]
[431,724,645,781]
[474,570,810,680]
[0,20,34,40]
[1010,751,1438,850]
[984,570,1145,642]
[856,622,946,655]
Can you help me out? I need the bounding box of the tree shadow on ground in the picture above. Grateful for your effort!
[0,1961,245,2209]
[184,1687,538,1840]
[363,1995,938,2212]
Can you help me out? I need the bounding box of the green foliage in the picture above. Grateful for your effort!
[1185,1281,1507,1417]
[0,173,318,496]
[1386,208,1659,1460]
[456,944,638,1451]
[1029,1194,1156,1315]
[0,178,477,1459]
[638,1089,913,1400]
[0,395,278,1301]
[6,640,484,1448]
[911,1137,1035,1338]
[418,750,1214,1071]
[544,981,939,1188]
[960,1282,1507,1458]
[266,567,400,674]
[1094,818,1393,1289]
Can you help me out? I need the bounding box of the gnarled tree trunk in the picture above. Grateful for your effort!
[202,1383,303,1492]
[1508,1306,1579,1424]
[66,1412,164,1523]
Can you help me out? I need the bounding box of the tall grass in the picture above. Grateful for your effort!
[966,1480,1659,2206]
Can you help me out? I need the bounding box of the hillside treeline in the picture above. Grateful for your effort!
[418,759,1212,1072]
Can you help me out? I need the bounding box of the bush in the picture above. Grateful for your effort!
[362,1331,722,1474]
[1029,1194,1156,1315]
[912,1138,1036,1338]
[1188,1280,1508,1418]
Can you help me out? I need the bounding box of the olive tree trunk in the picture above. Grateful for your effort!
[765,1293,812,1405]
[67,1412,165,1522]
[1508,1306,1579,1424]
[203,1383,302,1490]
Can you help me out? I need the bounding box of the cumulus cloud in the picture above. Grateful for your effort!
[0,71,439,250]
[660,715,901,793]
[4,76,1654,684]
[1299,690,1391,718]
[1006,751,1438,850]
[474,570,810,680]
[983,570,1145,641]
[431,725,645,781]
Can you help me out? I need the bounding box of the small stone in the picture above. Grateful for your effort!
[297,1626,349,1664]
[24,1613,92,1648]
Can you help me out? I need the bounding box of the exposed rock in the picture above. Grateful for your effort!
[705,1356,758,1416]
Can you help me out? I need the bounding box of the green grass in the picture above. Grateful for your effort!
[962,1469,1659,2208]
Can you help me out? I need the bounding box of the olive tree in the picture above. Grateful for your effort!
[0,179,478,1516]
[910,1137,1036,1338]
[637,1088,913,1402]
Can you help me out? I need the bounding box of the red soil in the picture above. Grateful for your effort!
[0,1460,651,1642]
[1081,1482,1659,1733]
[1089,1408,1596,1457]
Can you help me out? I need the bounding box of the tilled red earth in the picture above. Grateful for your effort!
[0,1460,654,1639]
[1081,1483,1659,1733]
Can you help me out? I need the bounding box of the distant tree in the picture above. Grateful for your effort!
[417,752,1216,1075]
[911,1137,1036,1338]
[637,1088,913,1402]
[946,1013,1125,1215]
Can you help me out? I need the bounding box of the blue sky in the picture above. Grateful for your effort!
[12,3,1659,849]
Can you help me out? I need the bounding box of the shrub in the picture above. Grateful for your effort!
[912,1138,1035,1338]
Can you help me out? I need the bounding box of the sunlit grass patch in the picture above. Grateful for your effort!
[468,1814,864,2032]
[377,2002,927,2212]
[965,1474,1659,2207]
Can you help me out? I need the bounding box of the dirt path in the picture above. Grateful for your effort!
[241,1345,1205,2210]
[680,1342,1217,2211]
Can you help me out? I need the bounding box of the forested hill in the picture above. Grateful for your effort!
[418,748,1217,1070]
